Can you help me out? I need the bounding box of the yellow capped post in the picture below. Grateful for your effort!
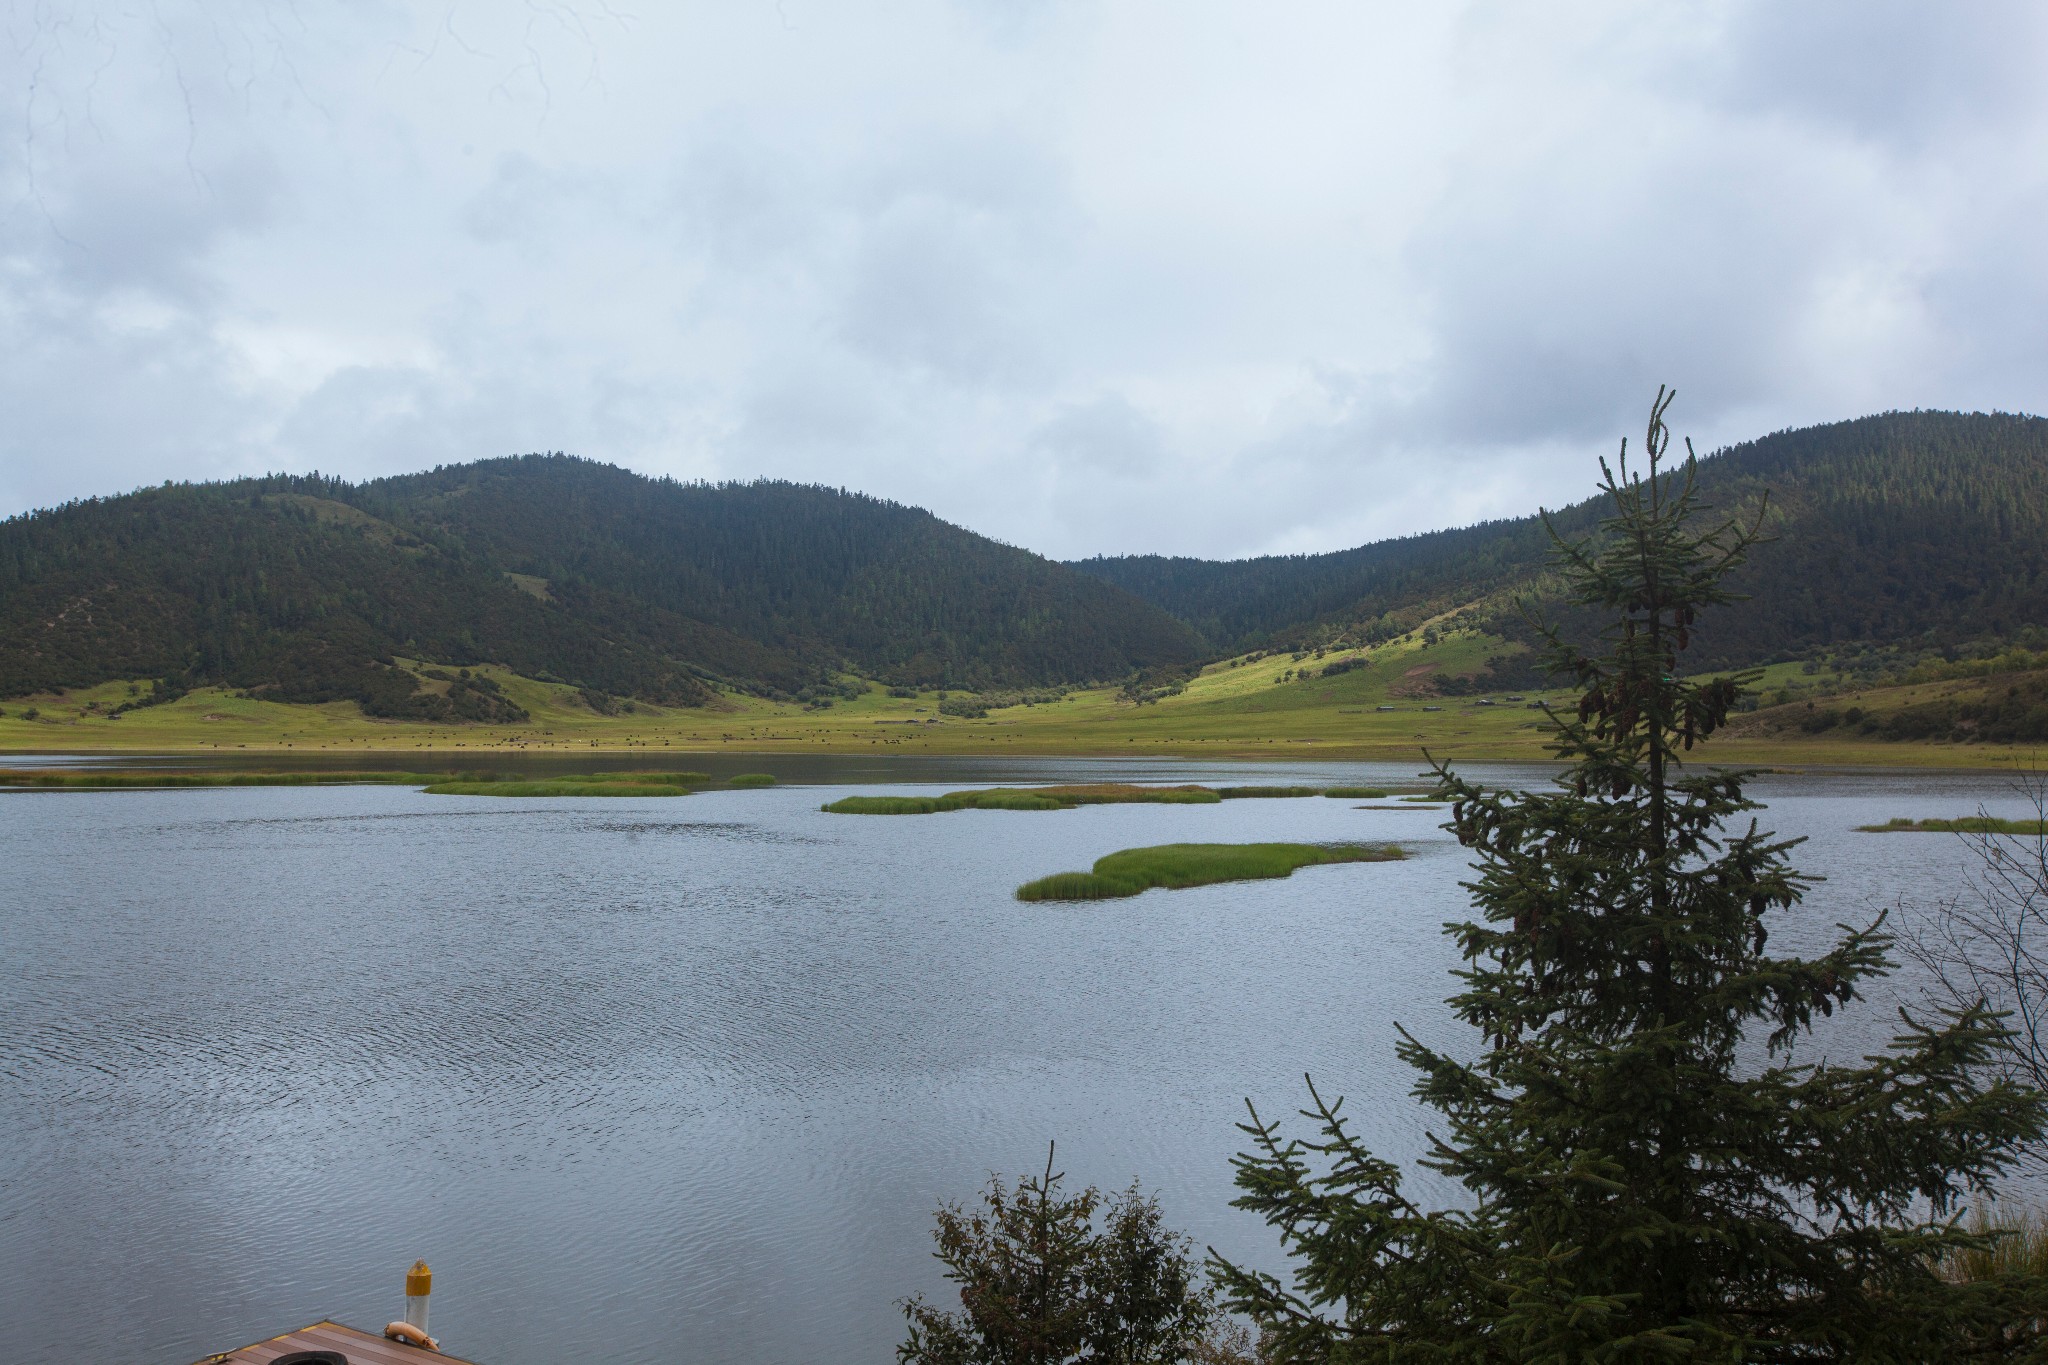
[405,1259,432,1335]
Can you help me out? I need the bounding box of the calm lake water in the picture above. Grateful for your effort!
[1,757,2039,1365]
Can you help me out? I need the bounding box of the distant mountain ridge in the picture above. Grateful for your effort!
[0,457,1203,708]
[6,410,2044,715]
[1074,411,2048,671]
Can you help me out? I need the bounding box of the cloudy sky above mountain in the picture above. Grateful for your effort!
[5,2,2046,559]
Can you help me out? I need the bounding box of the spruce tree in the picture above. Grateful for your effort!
[1214,390,2048,1361]
[901,1144,1221,1365]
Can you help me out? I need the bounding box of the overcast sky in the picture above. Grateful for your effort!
[4,2,2046,560]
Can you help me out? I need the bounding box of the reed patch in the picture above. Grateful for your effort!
[1858,815,2048,835]
[0,769,434,789]
[822,783,1220,814]
[423,771,707,797]
[1216,785,1323,799]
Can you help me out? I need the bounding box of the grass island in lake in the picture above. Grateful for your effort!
[822,782,1396,814]
[1015,841,1407,901]
[1857,815,2048,835]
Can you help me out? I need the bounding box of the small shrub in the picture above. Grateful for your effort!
[899,1147,1224,1365]
[109,678,190,716]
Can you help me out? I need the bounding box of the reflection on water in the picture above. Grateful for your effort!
[0,758,2036,1364]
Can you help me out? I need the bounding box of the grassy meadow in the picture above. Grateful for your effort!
[2,631,2043,770]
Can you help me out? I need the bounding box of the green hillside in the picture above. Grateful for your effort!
[9,411,2045,729]
[1075,411,2048,673]
[0,459,1203,709]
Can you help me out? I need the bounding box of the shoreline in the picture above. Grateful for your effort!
[0,737,2039,774]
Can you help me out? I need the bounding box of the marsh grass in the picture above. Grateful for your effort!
[1020,783,1220,805]
[822,794,956,814]
[423,780,697,797]
[1216,785,1323,799]
[1859,816,2048,835]
[0,770,433,789]
[965,790,1071,810]
[1322,786,1391,798]
[0,767,730,795]
[727,772,777,787]
[423,771,704,796]
[822,783,1221,814]
[1015,841,1406,901]
[1937,1204,2048,1282]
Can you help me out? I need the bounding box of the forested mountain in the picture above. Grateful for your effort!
[0,457,1202,708]
[1075,411,2048,671]
[8,411,2043,717]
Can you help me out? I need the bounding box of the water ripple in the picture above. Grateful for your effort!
[2,769,2031,1365]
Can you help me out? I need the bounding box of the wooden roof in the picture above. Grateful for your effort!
[195,1319,480,1365]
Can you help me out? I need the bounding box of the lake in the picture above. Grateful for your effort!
[0,757,2037,1364]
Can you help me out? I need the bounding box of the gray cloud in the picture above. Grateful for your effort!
[3,2,2045,559]
[1032,395,1167,479]
[1713,2,2048,146]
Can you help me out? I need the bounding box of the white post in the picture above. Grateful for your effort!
[405,1259,432,1336]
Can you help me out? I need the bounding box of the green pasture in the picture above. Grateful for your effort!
[3,628,2042,770]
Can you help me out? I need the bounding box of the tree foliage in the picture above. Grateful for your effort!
[902,1145,1221,1365]
[0,460,1202,702]
[1213,392,2048,1361]
[1907,769,2048,1177]
[1077,410,2048,671]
